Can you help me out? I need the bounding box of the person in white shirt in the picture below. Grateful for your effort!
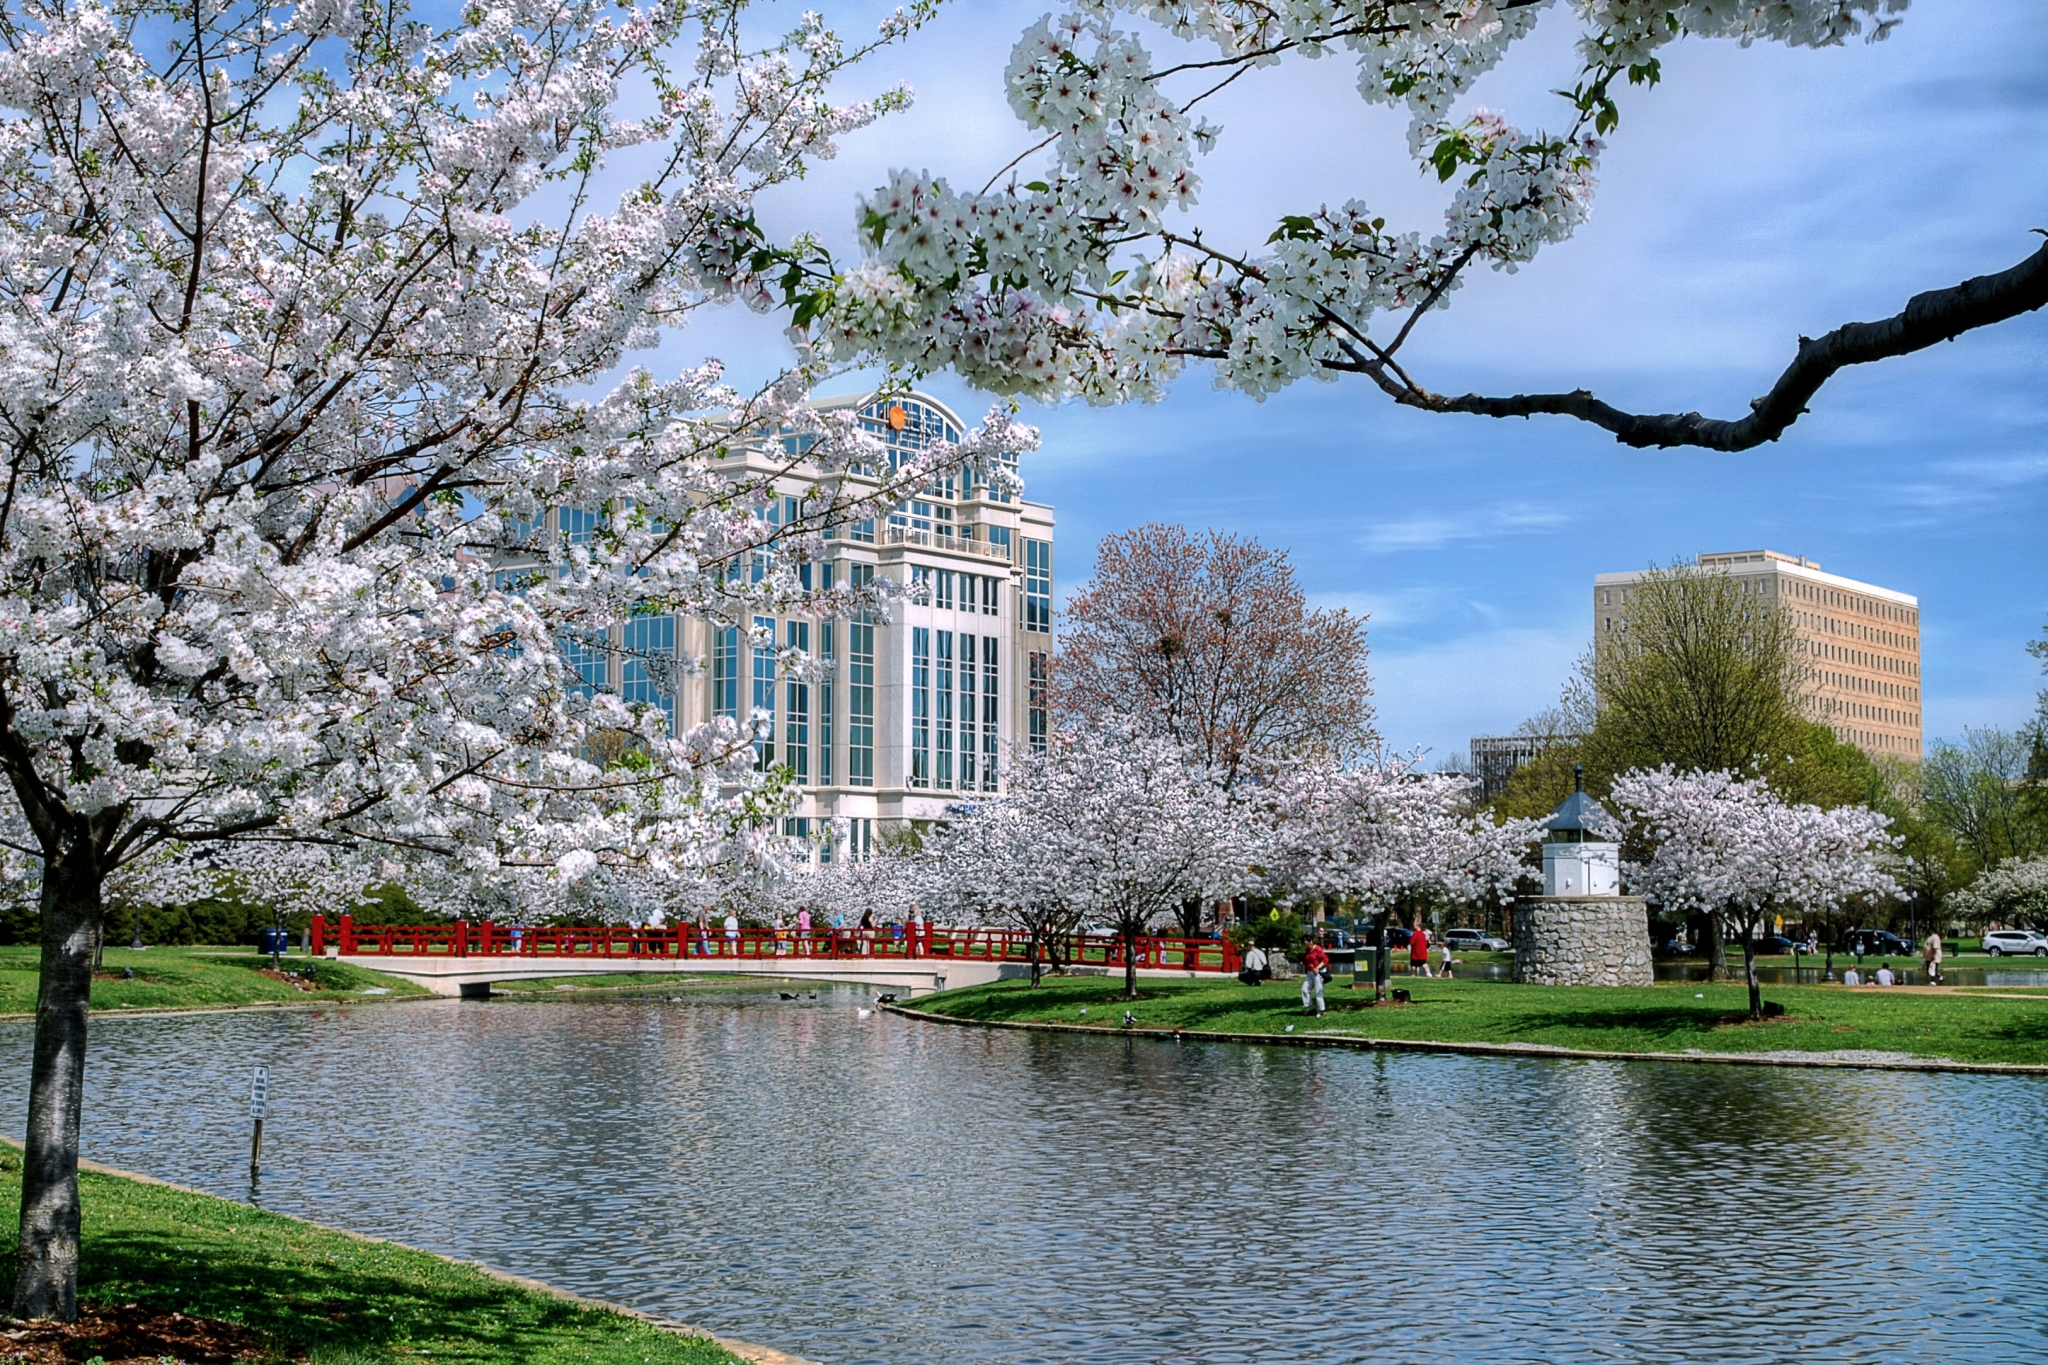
[1842,966,1862,986]
[723,912,740,956]
[1239,944,1270,985]
[1874,963,1895,986]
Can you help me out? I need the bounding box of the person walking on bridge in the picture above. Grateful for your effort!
[724,911,741,957]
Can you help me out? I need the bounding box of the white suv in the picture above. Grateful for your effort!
[1981,929,2048,958]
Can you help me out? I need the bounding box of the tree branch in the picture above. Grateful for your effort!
[1389,238,2048,450]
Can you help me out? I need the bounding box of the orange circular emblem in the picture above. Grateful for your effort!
[886,404,907,431]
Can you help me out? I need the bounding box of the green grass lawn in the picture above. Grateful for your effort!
[0,945,430,1016]
[0,1146,749,1364]
[916,976,2048,1065]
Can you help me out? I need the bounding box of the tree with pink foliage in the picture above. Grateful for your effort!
[1261,755,1543,995]
[1607,768,1900,1018]
[974,727,1258,999]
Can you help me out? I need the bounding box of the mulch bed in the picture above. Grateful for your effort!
[0,1303,288,1363]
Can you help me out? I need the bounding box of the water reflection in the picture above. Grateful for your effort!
[3,995,2044,1365]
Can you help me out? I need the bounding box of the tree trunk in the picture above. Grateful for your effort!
[1744,932,1763,1022]
[1028,920,1043,987]
[1122,925,1138,1000]
[1372,910,1390,1002]
[14,847,103,1321]
[1707,913,1730,982]
[1175,896,1203,939]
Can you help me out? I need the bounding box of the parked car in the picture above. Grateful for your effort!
[1750,934,1798,955]
[1444,928,1510,953]
[1981,929,2048,957]
[1844,928,1912,957]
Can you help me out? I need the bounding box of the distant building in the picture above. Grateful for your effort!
[505,390,1055,862]
[1469,733,1562,801]
[1594,549,1921,759]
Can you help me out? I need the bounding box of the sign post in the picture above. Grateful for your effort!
[249,1065,269,1176]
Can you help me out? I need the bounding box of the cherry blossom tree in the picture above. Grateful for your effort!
[986,726,1258,998]
[916,775,1088,984]
[818,1,2047,451]
[1607,768,1899,1018]
[1950,857,2048,932]
[1058,525,1376,793]
[0,0,1052,1319]
[1261,754,1541,994]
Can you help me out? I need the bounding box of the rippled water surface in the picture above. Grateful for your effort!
[5,993,2046,1365]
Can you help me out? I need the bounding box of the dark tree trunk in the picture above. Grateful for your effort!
[1373,909,1390,1001]
[14,847,103,1321]
[1028,919,1043,987]
[1707,913,1731,982]
[1744,929,1763,1022]
[1175,896,1203,939]
[1122,925,1138,1000]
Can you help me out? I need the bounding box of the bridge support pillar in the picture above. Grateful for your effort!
[458,981,494,1000]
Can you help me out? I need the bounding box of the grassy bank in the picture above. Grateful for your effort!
[918,977,2048,1066]
[0,1147,753,1364]
[0,945,429,1016]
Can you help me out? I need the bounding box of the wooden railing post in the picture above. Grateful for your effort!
[454,919,468,957]
[310,914,325,956]
[338,913,355,954]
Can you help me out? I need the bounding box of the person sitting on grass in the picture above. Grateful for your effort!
[1842,965,1862,986]
[1239,943,1270,986]
[1875,962,1896,986]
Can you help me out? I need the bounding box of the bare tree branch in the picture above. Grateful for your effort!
[1383,238,2048,450]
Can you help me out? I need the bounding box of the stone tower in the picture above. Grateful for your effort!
[1513,768,1654,986]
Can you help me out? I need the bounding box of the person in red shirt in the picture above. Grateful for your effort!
[1301,938,1329,1015]
[1409,924,1432,978]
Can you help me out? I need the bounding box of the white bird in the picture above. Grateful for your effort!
[1285,1025,1295,1033]
[1078,1007,1087,1016]
[1694,993,1705,999]
[857,1008,873,1018]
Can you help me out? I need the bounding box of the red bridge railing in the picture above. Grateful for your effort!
[312,914,1240,974]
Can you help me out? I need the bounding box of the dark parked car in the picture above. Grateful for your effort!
[1751,934,1798,955]
[1845,928,1912,957]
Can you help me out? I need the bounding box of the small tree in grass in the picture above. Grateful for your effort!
[918,800,1083,987]
[1261,756,1542,998]
[998,727,1257,999]
[1608,768,1900,1019]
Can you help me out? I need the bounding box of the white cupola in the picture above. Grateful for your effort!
[1541,766,1620,898]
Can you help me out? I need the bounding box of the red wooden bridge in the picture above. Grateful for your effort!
[314,914,1243,998]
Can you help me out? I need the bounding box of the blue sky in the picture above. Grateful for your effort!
[679,0,2048,761]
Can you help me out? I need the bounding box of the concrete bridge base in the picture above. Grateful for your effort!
[339,955,1223,999]
[339,954,1012,999]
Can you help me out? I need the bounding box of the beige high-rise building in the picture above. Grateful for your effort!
[1593,550,1922,759]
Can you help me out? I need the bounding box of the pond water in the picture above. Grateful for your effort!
[5,993,2046,1365]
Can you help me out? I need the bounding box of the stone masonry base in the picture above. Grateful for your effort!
[1513,896,1654,987]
